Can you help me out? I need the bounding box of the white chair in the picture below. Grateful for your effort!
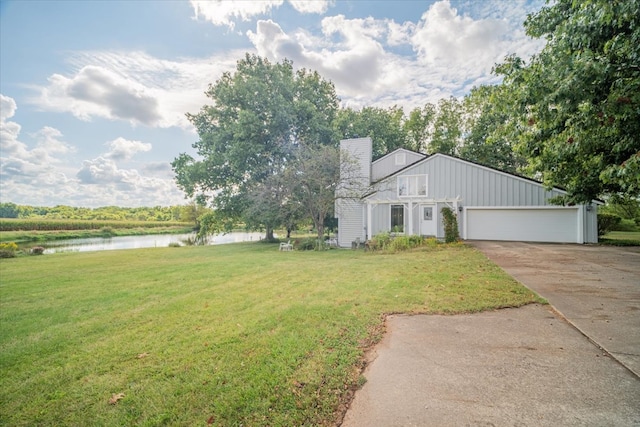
[279,240,293,251]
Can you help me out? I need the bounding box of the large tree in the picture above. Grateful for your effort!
[459,85,526,173]
[403,103,436,153]
[172,54,339,239]
[334,106,407,158]
[496,0,640,203]
[429,97,463,156]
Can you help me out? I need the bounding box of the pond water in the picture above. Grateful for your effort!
[42,231,268,254]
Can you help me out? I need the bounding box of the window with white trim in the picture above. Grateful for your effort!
[390,205,404,233]
[398,175,427,197]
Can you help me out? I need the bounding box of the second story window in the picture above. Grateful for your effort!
[398,175,427,197]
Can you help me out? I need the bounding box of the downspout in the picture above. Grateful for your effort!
[367,202,372,241]
[407,200,413,235]
[577,205,585,244]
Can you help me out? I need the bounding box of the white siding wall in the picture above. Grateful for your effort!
[336,199,365,247]
[371,149,426,182]
[370,154,566,205]
[337,138,372,247]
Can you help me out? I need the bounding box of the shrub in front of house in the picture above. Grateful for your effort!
[370,232,392,250]
[408,235,426,247]
[367,233,433,253]
[389,236,411,251]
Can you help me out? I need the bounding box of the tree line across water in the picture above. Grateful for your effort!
[0,203,207,225]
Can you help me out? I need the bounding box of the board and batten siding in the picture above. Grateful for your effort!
[371,149,426,182]
[337,137,599,244]
[369,154,565,206]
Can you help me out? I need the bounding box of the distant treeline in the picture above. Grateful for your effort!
[0,202,198,222]
[0,218,189,232]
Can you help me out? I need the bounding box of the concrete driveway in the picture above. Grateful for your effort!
[470,241,640,377]
[341,242,640,426]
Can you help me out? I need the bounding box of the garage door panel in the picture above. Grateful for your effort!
[466,208,578,243]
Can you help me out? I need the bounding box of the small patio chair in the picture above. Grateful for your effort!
[279,240,293,251]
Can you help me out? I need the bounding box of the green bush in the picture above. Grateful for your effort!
[368,234,433,252]
[613,219,640,232]
[408,235,425,247]
[0,242,18,258]
[598,213,622,236]
[389,236,411,251]
[371,232,392,250]
[295,238,317,251]
[441,207,460,243]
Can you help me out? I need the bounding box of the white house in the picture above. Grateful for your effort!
[335,137,599,247]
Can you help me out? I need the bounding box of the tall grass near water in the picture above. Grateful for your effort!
[0,242,542,426]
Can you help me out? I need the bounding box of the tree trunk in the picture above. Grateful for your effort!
[316,217,324,249]
[266,226,274,241]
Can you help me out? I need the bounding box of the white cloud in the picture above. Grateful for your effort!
[248,17,385,95]
[33,126,74,155]
[0,94,80,205]
[288,0,331,14]
[190,0,331,28]
[75,156,185,206]
[0,94,21,148]
[74,136,185,206]
[0,94,185,207]
[412,0,507,65]
[247,0,544,110]
[77,156,140,185]
[105,137,152,161]
[0,94,17,122]
[409,0,543,84]
[36,65,162,126]
[31,50,243,130]
[190,0,283,29]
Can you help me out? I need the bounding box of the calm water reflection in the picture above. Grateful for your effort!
[43,232,267,254]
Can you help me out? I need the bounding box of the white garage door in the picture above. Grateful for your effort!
[465,207,580,243]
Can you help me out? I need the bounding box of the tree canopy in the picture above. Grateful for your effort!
[172,54,340,239]
[495,0,640,203]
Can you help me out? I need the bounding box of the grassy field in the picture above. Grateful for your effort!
[0,242,543,426]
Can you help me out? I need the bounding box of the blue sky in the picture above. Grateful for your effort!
[0,0,545,208]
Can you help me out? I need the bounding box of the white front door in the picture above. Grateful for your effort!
[420,204,437,237]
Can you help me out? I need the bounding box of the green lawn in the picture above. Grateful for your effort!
[600,231,640,245]
[0,242,543,426]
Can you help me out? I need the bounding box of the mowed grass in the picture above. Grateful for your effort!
[601,231,640,245]
[0,242,543,426]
